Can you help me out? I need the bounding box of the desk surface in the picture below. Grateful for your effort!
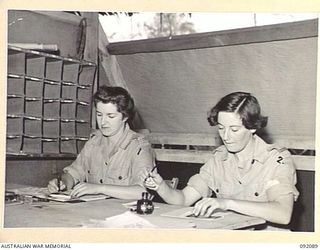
[4,185,266,229]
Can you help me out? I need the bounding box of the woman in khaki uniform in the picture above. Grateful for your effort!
[48,86,154,200]
[141,92,299,226]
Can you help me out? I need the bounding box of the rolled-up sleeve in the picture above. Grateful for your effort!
[266,150,300,202]
[63,142,90,184]
[187,158,215,198]
[130,142,155,185]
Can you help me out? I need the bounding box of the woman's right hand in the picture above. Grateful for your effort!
[140,169,164,191]
[47,178,66,193]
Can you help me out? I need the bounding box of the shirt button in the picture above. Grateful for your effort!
[118,176,122,180]
[105,162,108,166]
[216,189,219,193]
[239,181,242,184]
[87,170,90,174]
[100,179,103,184]
[254,192,259,196]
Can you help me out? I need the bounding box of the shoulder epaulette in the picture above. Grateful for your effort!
[267,143,288,153]
[89,129,100,139]
[136,135,150,146]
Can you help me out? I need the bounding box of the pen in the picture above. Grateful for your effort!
[145,166,157,182]
[149,166,157,176]
[57,174,61,192]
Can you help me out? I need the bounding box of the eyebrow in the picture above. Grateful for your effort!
[218,123,242,128]
[96,111,117,115]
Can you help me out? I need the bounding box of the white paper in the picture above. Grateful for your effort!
[82,211,158,228]
[48,193,110,202]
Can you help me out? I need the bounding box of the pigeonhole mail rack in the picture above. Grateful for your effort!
[6,45,97,157]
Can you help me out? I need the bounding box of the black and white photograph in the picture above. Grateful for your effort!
[1,6,319,245]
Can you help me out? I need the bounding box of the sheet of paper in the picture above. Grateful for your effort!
[8,185,110,202]
[48,193,110,202]
[81,211,158,228]
[161,206,232,220]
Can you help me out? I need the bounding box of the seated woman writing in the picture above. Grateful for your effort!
[48,86,155,199]
[141,92,299,226]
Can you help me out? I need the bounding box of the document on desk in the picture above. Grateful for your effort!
[82,211,158,228]
[7,185,110,202]
[161,206,232,220]
[48,191,110,202]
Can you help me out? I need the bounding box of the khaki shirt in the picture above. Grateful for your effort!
[64,125,155,186]
[188,135,299,202]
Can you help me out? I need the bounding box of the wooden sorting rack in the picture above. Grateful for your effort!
[6,45,97,157]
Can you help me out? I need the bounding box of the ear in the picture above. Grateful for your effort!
[123,116,128,123]
[249,129,256,134]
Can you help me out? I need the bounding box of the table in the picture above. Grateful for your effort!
[4,185,266,229]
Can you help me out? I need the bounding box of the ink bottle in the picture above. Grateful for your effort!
[136,192,154,214]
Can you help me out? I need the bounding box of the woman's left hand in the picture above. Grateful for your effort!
[193,198,227,217]
[70,183,101,197]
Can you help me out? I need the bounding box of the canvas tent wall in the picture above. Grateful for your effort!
[107,19,317,142]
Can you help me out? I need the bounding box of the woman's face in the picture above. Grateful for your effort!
[96,102,127,137]
[217,111,255,153]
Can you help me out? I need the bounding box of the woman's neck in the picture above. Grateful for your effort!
[105,124,127,145]
[235,135,255,164]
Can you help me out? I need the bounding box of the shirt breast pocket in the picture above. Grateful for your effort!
[214,181,234,198]
[245,183,268,201]
[86,168,100,183]
[106,166,130,185]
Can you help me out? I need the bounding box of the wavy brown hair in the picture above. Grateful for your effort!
[207,92,268,130]
[93,86,135,121]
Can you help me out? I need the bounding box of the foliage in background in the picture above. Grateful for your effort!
[144,13,195,38]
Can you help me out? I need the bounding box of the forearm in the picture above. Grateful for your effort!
[225,196,294,224]
[156,182,186,205]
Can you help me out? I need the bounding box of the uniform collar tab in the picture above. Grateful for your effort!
[119,125,136,149]
[215,146,229,161]
[251,135,270,163]
[218,135,269,163]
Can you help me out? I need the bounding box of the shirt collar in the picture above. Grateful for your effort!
[251,135,270,163]
[95,124,136,150]
[118,124,138,149]
[215,146,229,161]
[217,134,270,163]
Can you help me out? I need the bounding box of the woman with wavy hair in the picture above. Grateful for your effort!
[48,86,154,199]
[141,92,299,227]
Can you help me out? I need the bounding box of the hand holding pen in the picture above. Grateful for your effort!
[146,166,157,180]
[47,174,66,193]
[141,166,164,191]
